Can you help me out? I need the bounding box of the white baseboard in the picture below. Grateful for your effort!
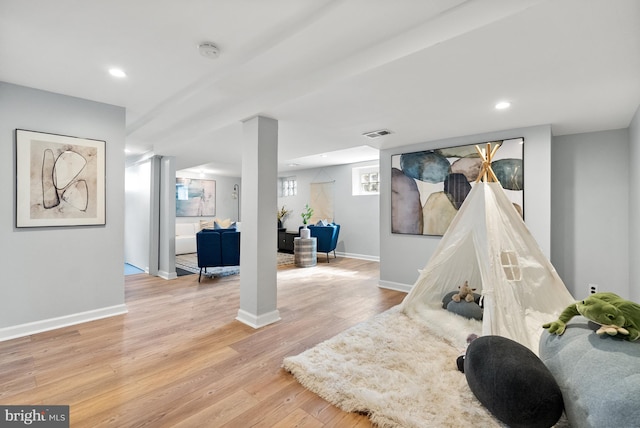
[158,270,178,280]
[378,280,412,293]
[236,309,281,329]
[336,252,380,262]
[0,304,128,342]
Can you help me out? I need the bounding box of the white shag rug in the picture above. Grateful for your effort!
[283,306,502,428]
[284,306,571,428]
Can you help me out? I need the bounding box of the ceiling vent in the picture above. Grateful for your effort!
[362,129,393,139]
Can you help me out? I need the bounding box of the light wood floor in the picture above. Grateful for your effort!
[0,257,406,427]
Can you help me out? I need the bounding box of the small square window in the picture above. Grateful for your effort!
[501,250,521,281]
[280,176,297,197]
[352,165,380,195]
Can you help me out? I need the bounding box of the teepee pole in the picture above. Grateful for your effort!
[489,143,500,182]
[490,142,500,159]
[475,145,486,183]
[488,167,499,182]
[475,142,501,183]
[485,143,492,182]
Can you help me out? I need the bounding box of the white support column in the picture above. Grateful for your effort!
[237,116,281,328]
[158,156,176,279]
[147,156,161,277]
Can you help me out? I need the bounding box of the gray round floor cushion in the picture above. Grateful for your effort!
[442,291,483,320]
[441,291,482,308]
[464,335,564,428]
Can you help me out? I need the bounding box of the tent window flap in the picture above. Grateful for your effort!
[501,251,521,281]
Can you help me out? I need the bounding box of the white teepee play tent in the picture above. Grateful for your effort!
[401,144,575,352]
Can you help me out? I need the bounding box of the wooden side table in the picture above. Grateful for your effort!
[294,237,317,267]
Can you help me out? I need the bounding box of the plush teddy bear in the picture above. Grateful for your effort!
[542,292,640,341]
[452,281,476,303]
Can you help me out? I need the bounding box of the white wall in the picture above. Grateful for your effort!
[277,160,380,259]
[379,125,553,291]
[125,160,151,271]
[551,129,630,298]
[627,106,640,302]
[0,82,126,339]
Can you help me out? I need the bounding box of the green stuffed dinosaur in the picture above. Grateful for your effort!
[543,292,640,341]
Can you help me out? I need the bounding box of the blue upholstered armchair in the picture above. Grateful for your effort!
[305,223,340,263]
[196,229,240,282]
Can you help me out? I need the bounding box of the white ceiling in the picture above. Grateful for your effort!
[2,0,639,176]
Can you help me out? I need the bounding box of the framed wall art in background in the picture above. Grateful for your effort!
[15,129,106,227]
[391,138,524,236]
[176,178,216,217]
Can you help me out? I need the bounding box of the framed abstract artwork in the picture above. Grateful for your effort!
[15,129,106,228]
[176,178,216,217]
[391,138,524,236]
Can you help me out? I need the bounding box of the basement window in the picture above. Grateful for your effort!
[501,251,521,281]
[280,176,297,197]
[352,164,380,195]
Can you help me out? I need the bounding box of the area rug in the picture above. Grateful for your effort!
[175,267,195,277]
[283,306,500,428]
[175,252,295,278]
[175,253,240,278]
[275,251,296,265]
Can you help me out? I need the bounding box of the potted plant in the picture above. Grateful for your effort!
[277,205,290,228]
[300,204,313,238]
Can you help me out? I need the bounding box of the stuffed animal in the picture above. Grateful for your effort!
[543,292,640,341]
[452,281,476,303]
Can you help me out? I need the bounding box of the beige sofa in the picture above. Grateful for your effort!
[175,219,238,255]
[175,222,199,255]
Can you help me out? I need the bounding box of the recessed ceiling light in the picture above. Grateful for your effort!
[109,68,127,78]
[495,101,511,110]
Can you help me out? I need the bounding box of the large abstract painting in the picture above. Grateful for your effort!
[15,129,106,227]
[391,138,524,236]
[176,178,216,217]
